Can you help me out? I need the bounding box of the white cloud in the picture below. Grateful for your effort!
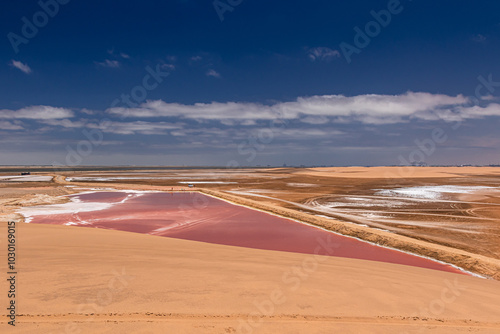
[415,103,500,123]
[96,59,120,68]
[457,104,500,118]
[479,95,497,101]
[0,121,23,130]
[106,92,468,125]
[0,106,74,120]
[300,116,330,125]
[206,69,221,78]
[89,121,182,135]
[191,56,202,61]
[10,60,32,74]
[39,117,182,135]
[307,47,340,61]
[280,128,334,137]
[120,53,130,59]
[41,119,87,128]
[240,120,257,126]
[282,93,467,118]
[80,108,97,115]
[108,100,278,120]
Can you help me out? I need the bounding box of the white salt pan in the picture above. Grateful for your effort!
[376,185,498,200]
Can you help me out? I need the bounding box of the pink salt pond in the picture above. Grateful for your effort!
[25,191,467,275]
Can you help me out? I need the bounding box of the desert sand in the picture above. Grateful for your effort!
[1,166,500,333]
[1,222,500,333]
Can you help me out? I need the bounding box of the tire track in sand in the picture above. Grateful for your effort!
[2,313,500,329]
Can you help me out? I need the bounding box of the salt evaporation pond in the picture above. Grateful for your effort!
[20,191,468,275]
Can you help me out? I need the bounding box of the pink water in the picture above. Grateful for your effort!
[26,191,467,275]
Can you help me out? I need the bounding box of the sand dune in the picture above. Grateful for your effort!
[1,222,500,333]
[297,166,500,178]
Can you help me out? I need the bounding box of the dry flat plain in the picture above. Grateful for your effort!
[1,166,500,333]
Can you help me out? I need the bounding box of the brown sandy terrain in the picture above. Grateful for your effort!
[25,166,500,278]
[1,166,500,332]
[1,221,500,333]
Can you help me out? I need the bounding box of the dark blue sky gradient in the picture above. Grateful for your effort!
[1,0,500,166]
[1,0,499,108]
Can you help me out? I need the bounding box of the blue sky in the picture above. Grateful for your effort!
[1,0,500,166]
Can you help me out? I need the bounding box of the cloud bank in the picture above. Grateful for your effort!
[5,93,500,135]
[0,106,74,120]
[2,92,500,166]
[106,92,471,125]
